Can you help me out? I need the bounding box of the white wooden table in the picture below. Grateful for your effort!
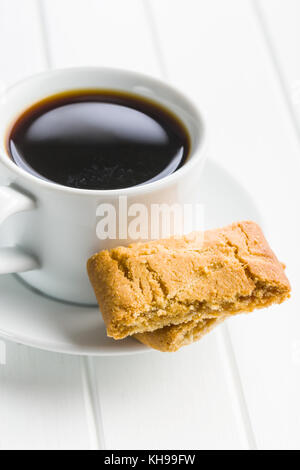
[0,0,299,450]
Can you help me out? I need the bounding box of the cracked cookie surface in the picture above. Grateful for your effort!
[87,221,291,340]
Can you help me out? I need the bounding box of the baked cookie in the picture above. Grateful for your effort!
[87,221,291,340]
[135,316,227,352]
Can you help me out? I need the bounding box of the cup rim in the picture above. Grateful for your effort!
[0,66,207,197]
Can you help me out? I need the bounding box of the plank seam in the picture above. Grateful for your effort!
[35,0,53,69]
[251,0,300,150]
[35,0,106,450]
[142,0,169,79]
[143,0,257,450]
[217,325,257,449]
[80,357,106,450]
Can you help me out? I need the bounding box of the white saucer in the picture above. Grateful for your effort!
[0,160,261,356]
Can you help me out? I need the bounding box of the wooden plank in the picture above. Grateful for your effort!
[149,0,300,449]
[43,0,253,450]
[96,331,245,450]
[0,342,90,450]
[257,0,300,126]
[42,0,161,76]
[0,0,91,450]
[0,0,46,85]
[252,0,300,449]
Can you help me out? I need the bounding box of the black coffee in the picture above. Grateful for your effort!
[7,90,190,190]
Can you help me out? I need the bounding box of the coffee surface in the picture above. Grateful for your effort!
[8,90,190,190]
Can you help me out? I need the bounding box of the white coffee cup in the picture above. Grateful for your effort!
[0,67,207,305]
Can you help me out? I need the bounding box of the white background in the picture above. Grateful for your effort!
[0,0,300,450]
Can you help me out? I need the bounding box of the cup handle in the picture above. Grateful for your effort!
[0,186,39,273]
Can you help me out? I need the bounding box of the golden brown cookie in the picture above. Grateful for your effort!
[135,316,227,352]
[87,221,291,340]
